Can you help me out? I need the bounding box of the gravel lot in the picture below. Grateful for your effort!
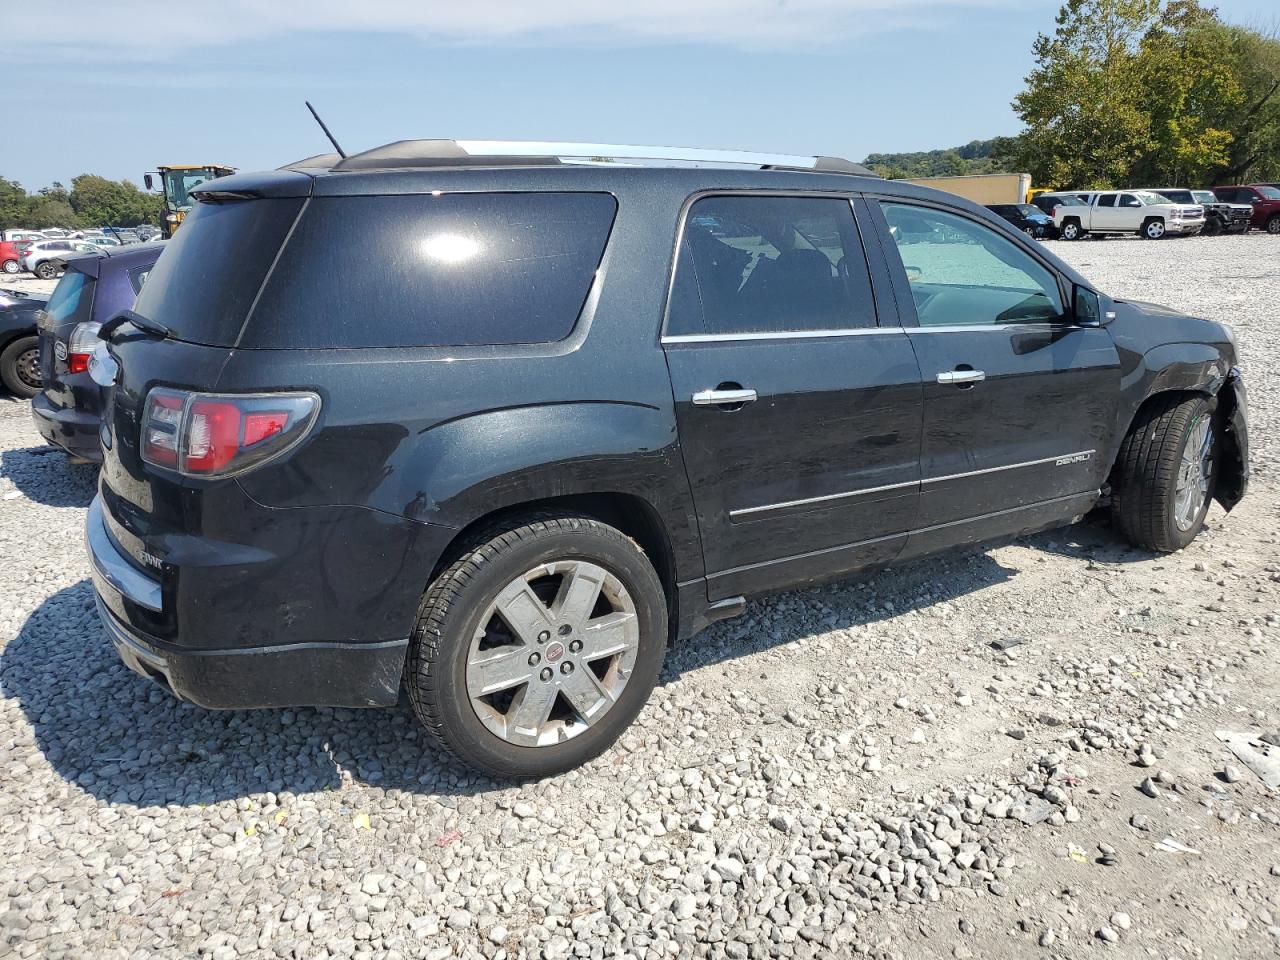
[1,233,1278,959]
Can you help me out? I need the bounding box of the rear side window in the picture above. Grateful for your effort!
[244,192,617,349]
[666,195,876,337]
[134,198,304,346]
[126,264,153,294]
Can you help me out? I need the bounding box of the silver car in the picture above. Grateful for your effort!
[21,240,101,279]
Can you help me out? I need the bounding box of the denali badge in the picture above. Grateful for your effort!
[1056,452,1091,466]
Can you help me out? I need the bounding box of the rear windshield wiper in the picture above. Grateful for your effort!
[99,309,171,342]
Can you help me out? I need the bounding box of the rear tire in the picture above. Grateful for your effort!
[34,261,58,280]
[405,514,668,778]
[1,259,18,274]
[1060,219,1083,241]
[0,335,41,399]
[1110,394,1218,552]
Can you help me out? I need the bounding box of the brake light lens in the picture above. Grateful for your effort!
[140,388,320,478]
[67,321,101,374]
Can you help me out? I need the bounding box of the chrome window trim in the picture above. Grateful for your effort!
[729,449,1095,519]
[663,327,899,344]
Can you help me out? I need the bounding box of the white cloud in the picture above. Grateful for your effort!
[5,0,1016,61]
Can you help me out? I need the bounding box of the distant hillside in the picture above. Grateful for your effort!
[863,138,1014,179]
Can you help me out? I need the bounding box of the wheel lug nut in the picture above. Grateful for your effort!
[528,652,541,667]
[537,630,550,643]
[560,662,574,675]
[539,667,553,682]
[569,639,582,653]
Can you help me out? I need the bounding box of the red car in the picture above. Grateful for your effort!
[0,240,32,275]
[1212,184,1280,233]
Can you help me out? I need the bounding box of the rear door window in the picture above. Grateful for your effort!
[666,195,876,337]
[244,192,617,349]
[42,270,93,329]
[1096,195,1116,208]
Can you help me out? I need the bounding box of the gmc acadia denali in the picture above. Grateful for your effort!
[86,140,1249,778]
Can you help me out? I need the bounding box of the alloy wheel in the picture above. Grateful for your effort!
[1173,416,1212,532]
[465,560,639,747]
[1145,221,1165,239]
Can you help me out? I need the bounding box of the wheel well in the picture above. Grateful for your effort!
[430,492,679,625]
[1108,388,1209,480]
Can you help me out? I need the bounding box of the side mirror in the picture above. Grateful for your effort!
[1074,285,1103,327]
[144,173,154,191]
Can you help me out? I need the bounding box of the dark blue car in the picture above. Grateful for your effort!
[32,243,164,460]
[985,203,1057,239]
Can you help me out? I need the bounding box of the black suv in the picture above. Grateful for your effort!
[87,140,1249,778]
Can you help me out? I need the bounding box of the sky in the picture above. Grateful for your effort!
[2,0,1277,191]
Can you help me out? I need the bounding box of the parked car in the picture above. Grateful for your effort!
[1052,189,1204,240]
[2,229,47,243]
[1028,193,1088,218]
[984,203,1056,238]
[31,244,164,459]
[85,236,123,248]
[1211,184,1280,233]
[0,287,49,398]
[1150,188,1250,235]
[21,239,101,279]
[86,140,1248,778]
[1,240,33,274]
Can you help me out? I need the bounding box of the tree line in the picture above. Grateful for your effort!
[866,0,1280,190]
[0,174,163,231]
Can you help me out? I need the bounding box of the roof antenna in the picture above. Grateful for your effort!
[305,100,347,158]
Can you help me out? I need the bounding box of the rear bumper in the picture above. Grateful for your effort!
[31,392,102,461]
[86,496,407,708]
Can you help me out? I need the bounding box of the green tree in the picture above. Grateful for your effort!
[70,174,162,227]
[0,176,32,231]
[1009,0,1162,189]
[1133,1,1242,185]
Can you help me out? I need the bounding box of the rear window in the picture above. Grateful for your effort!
[133,198,304,346]
[242,192,618,349]
[42,270,93,329]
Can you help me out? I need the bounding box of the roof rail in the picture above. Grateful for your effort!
[328,139,879,177]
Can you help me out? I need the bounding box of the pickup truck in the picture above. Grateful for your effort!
[1052,190,1204,240]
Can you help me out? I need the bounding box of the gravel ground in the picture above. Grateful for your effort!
[1,233,1279,959]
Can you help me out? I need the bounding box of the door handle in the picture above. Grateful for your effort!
[692,387,758,407]
[936,369,985,385]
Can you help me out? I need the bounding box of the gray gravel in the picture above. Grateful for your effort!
[2,233,1279,958]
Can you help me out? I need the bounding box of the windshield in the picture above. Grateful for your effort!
[1054,196,1086,206]
[161,170,219,211]
[1015,204,1041,216]
[1136,191,1169,206]
[1258,186,1280,200]
[1192,191,1216,204]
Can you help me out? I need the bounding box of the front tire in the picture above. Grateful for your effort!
[405,514,668,778]
[1142,218,1166,240]
[1267,215,1280,235]
[1111,394,1218,552]
[0,335,41,399]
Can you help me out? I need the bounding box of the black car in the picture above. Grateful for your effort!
[1150,188,1251,235]
[985,203,1056,238]
[0,287,48,398]
[86,140,1249,778]
[31,244,163,460]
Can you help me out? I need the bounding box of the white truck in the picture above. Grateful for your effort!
[1047,190,1204,240]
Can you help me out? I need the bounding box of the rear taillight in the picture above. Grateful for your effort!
[67,321,101,374]
[140,388,320,478]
